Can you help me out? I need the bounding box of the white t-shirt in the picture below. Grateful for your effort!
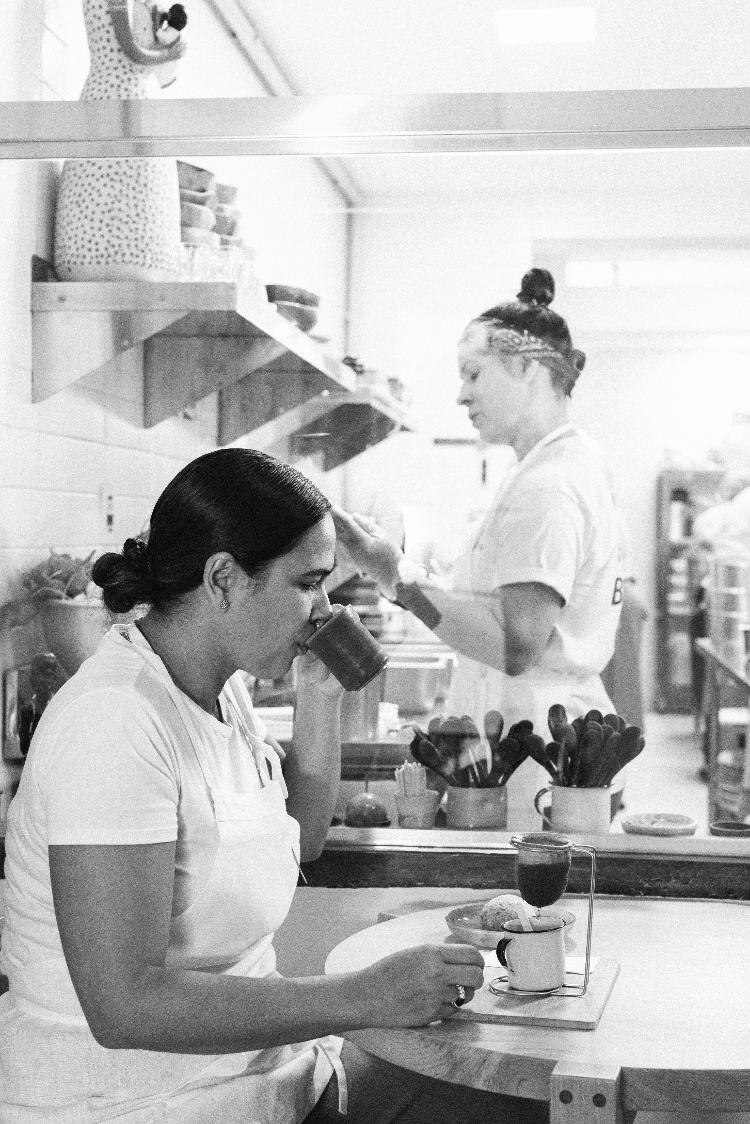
[448,424,624,829]
[2,628,284,1014]
[470,422,623,679]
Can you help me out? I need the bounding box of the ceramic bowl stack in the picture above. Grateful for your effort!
[178,160,220,250]
[177,162,245,255]
[265,284,320,333]
[213,182,242,246]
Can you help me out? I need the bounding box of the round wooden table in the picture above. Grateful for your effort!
[325,897,750,1123]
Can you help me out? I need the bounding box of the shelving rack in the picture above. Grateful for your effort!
[31,276,411,466]
[654,467,723,713]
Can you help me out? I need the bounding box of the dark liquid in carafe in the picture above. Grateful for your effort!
[517,862,570,908]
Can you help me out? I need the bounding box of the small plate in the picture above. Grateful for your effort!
[709,820,750,837]
[445,897,577,951]
[622,813,697,837]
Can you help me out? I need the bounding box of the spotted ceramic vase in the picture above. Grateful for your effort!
[54,0,181,282]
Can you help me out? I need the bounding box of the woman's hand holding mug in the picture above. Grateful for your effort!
[304,604,388,692]
[357,943,485,1027]
[295,646,346,699]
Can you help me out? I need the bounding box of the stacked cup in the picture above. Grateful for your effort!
[394,762,440,829]
[709,554,750,663]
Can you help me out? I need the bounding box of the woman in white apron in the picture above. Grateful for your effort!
[334,268,623,829]
[1,448,507,1123]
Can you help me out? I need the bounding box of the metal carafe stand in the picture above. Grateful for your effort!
[510,831,596,997]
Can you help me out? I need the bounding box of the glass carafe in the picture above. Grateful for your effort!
[514,831,572,915]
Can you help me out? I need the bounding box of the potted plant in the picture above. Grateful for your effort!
[0,549,110,675]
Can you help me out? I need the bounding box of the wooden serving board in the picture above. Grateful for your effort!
[455,958,620,1030]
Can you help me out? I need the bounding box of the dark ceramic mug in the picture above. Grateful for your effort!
[305,605,388,692]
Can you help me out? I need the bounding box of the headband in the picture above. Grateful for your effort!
[480,325,581,395]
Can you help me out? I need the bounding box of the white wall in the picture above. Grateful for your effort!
[343,207,529,567]
[0,1,349,801]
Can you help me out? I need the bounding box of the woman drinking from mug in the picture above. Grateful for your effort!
[334,269,623,829]
[0,448,553,1123]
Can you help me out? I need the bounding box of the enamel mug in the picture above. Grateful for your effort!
[495,917,566,992]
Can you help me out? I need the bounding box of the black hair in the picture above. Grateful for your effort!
[473,267,585,395]
[167,5,188,32]
[92,448,331,614]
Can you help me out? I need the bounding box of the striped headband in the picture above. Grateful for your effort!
[480,325,581,394]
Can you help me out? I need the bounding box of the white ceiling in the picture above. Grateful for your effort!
[243,0,750,96]
[238,1,750,245]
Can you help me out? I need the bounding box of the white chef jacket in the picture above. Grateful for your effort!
[448,423,623,829]
[0,625,342,1122]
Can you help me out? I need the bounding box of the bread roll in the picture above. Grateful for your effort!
[479,894,529,931]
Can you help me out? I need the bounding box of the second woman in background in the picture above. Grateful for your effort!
[334,268,624,828]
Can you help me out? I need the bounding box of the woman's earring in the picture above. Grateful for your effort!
[220,596,230,612]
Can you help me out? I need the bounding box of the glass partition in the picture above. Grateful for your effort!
[1,87,750,858]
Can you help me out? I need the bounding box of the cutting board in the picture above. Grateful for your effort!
[455,957,620,1030]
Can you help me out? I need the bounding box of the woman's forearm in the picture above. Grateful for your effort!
[410,585,509,671]
[94,965,368,1052]
[285,687,341,860]
[400,580,560,676]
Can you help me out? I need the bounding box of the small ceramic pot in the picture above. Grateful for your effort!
[446,785,507,830]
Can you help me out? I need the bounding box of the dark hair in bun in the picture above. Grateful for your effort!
[91,539,156,615]
[92,448,331,615]
[471,266,585,396]
[517,267,555,307]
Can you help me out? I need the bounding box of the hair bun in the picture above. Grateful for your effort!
[517,267,555,308]
[167,4,188,31]
[123,537,151,576]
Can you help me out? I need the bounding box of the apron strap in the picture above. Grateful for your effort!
[315,1040,348,1115]
[11,993,89,1027]
[222,679,277,791]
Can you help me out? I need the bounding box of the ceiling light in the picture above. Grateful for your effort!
[565,260,615,287]
[566,256,750,289]
[618,259,750,287]
[494,6,596,45]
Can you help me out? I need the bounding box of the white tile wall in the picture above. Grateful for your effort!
[0,1,349,713]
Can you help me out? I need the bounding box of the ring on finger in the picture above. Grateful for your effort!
[452,984,467,1008]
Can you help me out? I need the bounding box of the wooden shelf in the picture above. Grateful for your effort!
[31,279,354,410]
[31,279,412,464]
[228,387,411,469]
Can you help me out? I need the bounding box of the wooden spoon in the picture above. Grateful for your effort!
[495,737,529,785]
[409,730,459,786]
[574,723,604,786]
[483,710,504,749]
[522,732,558,779]
[547,703,568,740]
